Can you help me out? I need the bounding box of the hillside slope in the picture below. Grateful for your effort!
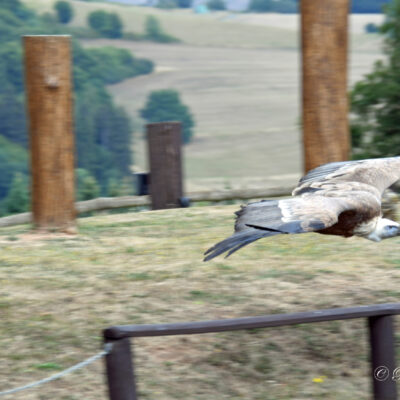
[25,0,385,191]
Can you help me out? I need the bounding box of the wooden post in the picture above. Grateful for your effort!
[147,122,183,210]
[368,316,397,400]
[23,35,76,232]
[301,0,350,173]
[104,338,137,400]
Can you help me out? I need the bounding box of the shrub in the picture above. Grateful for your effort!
[54,1,74,24]
[157,0,177,9]
[177,0,192,8]
[247,0,297,13]
[207,0,226,10]
[87,10,123,38]
[365,22,379,33]
[144,16,179,43]
[76,169,100,200]
[141,89,195,144]
[0,135,28,200]
[2,172,29,214]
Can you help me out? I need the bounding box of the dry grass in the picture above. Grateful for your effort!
[1,205,400,399]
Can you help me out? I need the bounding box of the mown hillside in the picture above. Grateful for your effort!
[103,0,391,13]
[1,206,400,399]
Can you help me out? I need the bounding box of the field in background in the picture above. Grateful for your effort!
[25,0,385,191]
[1,206,400,399]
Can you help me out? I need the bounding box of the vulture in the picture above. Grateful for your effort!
[204,157,400,261]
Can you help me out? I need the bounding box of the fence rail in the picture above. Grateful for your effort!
[103,303,400,400]
[0,187,292,228]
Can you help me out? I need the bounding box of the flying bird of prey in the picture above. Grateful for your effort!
[204,157,400,261]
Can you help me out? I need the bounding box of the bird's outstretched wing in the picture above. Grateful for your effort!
[293,157,400,196]
[204,193,374,261]
[204,157,400,261]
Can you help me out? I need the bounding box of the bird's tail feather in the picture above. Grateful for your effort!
[204,229,281,261]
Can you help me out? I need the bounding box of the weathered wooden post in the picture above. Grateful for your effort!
[368,315,397,400]
[147,122,183,210]
[104,338,137,400]
[24,35,76,232]
[301,0,350,173]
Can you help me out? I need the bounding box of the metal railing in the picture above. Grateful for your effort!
[103,303,400,400]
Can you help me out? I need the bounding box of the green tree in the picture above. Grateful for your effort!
[177,0,192,8]
[365,22,379,33]
[75,169,100,200]
[207,0,226,10]
[0,9,25,44]
[350,0,400,158]
[141,89,195,144]
[351,0,390,13]
[0,0,34,22]
[248,0,297,13]
[157,0,177,9]
[107,13,123,38]
[145,16,162,38]
[87,10,107,32]
[107,176,134,197]
[247,0,272,12]
[0,0,154,209]
[79,46,153,84]
[87,10,123,38]
[0,135,28,199]
[144,16,179,43]
[54,1,74,24]
[3,172,29,214]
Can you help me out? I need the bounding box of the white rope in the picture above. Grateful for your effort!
[0,343,113,397]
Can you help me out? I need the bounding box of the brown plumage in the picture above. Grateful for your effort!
[204,157,400,261]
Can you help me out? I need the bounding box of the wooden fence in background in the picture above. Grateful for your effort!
[0,186,293,228]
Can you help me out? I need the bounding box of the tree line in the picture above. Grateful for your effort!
[54,0,179,42]
[248,0,391,13]
[95,0,391,13]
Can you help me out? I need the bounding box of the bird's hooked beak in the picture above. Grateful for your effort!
[392,224,400,237]
[376,219,400,239]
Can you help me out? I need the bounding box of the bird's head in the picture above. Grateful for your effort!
[375,218,400,240]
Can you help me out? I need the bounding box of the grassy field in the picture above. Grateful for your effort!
[1,206,400,399]
[8,3,399,399]
[24,0,385,190]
